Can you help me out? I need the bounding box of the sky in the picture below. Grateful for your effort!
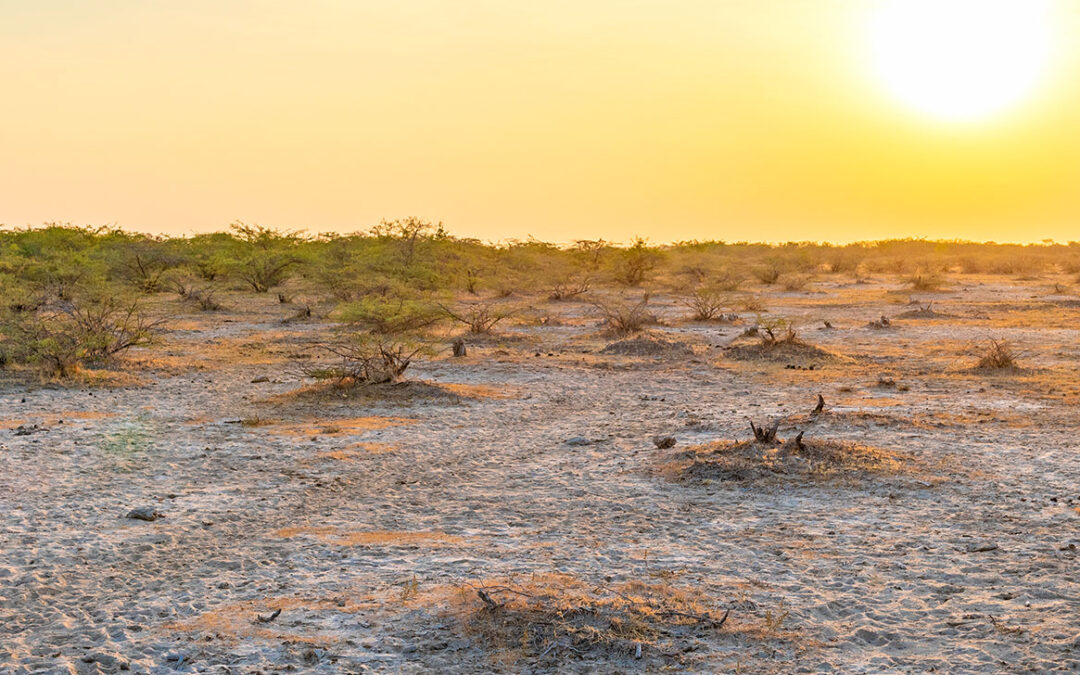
[2,0,1079,244]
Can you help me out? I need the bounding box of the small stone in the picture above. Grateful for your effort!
[250,376,269,383]
[565,436,591,447]
[965,541,998,553]
[652,436,677,449]
[125,507,162,522]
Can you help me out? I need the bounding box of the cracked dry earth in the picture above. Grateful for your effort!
[2,278,1079,674]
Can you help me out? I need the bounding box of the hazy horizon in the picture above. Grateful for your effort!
[3,1,1080,243]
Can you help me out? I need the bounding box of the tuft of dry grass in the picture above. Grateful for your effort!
[974,338,1020,371]
[451,573,730,664]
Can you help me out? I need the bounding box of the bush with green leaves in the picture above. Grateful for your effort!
[0,289,162,377]
[229,222,304,292]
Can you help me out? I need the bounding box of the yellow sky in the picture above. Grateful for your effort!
[2,1,1079,243]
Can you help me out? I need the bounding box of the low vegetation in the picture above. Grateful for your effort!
[452,574,731,664]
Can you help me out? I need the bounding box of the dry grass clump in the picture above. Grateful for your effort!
[452,573,730,664]
[666,426,907,482]
[973,338,1021,371]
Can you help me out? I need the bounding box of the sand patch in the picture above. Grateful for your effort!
[272,527,466,547]
[309,442,398,461]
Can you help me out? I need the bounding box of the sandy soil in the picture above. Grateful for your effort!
[2,276,1079,673]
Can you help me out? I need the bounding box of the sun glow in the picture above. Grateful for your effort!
[868,0,1054,122]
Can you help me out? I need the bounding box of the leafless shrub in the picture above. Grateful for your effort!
[679,288,730,321]
[305,336,423,384]
[591,294,657,334]
[549,277,591,301]
[781,275,809,291]
[439,301,515,334]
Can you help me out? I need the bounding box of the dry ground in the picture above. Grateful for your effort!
[2,275,1079,673]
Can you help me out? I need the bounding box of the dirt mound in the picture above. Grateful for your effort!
[601,335,694,358]
[666,434,907,483]
[724,338,842,365]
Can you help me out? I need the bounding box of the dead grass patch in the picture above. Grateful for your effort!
[164,595,378,646]
[309,442,398,461]
[258,416,414,438]
[267,379,481,406]
[272,527,466,547]
[664,432,908,483]
[449,573,732,665]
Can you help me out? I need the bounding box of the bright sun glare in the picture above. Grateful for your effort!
[868,0,1054,122]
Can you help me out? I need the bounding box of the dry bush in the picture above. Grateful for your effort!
[439,300,515,334]
[453,574,729,664]
[679,288,731,321]
[906,273,944,291]
[780,274,810,291]
[305,336,423,384]
[549,277,591,301]
[667,424,906,482]
[737,295,765,312]
[974,339,1020,370]
[753,265,782,285]
[168,278,223,311]
[612,237,662,286]
[591,294,658,335]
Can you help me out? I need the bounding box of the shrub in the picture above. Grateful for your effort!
[0,291,162,377]
[439,300,515,334]
[680,287,729,321]
[229,222,303,293]
[307,334,423,384]
[612,237,661,286]
[339,295,440,334]
[975,339,1019,370]
[549,277,591,301]
[753,265,782,285]
[591,294,657,334]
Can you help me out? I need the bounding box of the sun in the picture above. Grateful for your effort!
[867,0,1054,122]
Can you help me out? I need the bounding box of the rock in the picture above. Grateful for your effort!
[125,507,162,522]
[80,650,129,671]
[250,376,269,383]
[565,436,591,447]
[965,541,998,553]
[652,436,677,449]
